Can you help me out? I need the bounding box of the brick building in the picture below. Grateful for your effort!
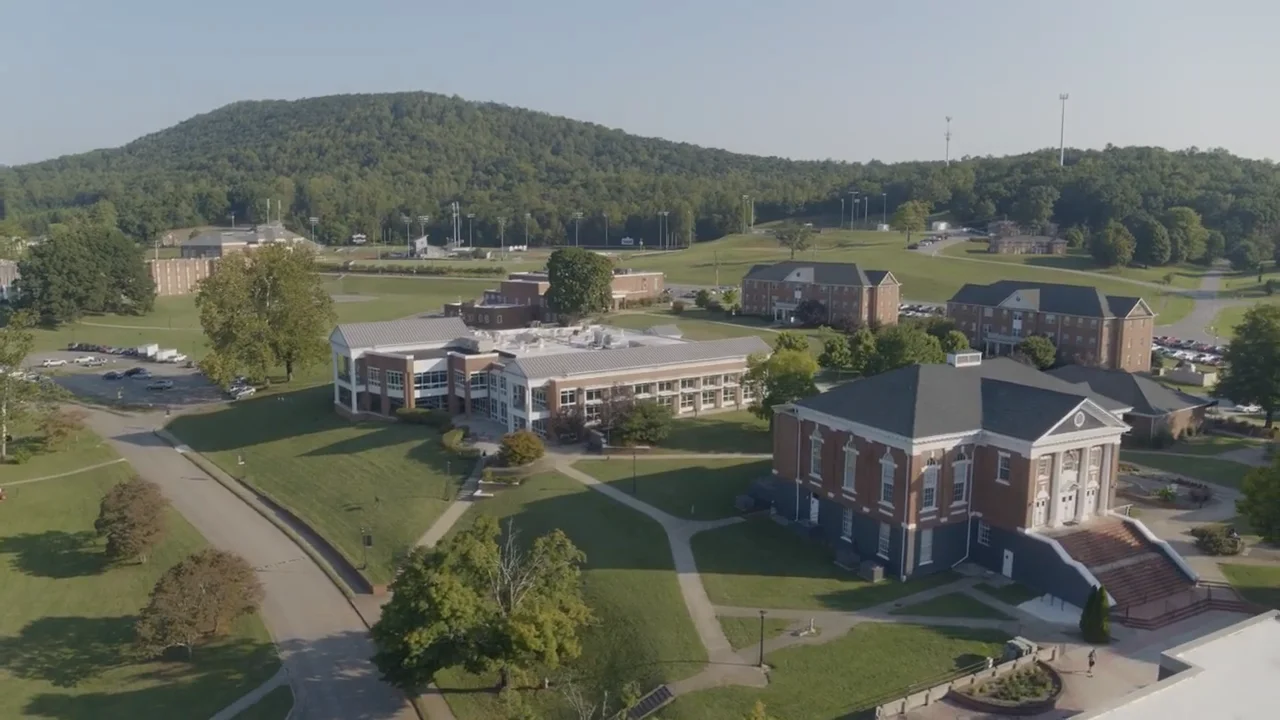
[988,236,1068,255]
[763,352,1197,613]
[1047,365,1214,444]
[946,281,1155,372]
[443,269,665,330]
[740,261,899,328]
[329,317,768,433]
[180,223,308,259]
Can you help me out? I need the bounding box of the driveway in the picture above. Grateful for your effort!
[82,407,415,720]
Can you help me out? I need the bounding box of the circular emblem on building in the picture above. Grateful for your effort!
[1073,411,1086,428]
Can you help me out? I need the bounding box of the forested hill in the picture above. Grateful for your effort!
[2,91,1279,254]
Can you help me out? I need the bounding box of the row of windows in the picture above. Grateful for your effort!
[555,375,746,408]
[977,306,1101,328]
[810,433,971,511]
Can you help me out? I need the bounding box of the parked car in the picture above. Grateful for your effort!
[40,359,66,368]
[168,353,188,364]
[132,370,153,380]
[146,379,174,391]
[123,367,148,377]
[103,370,123,380]
[85,359,107,368]
[72,355,97,364]
[231,386,257,400]
[1234,403,1262,414]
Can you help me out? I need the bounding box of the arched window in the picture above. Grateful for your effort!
[922,458,940,511]
[842,438,857,494]
[952,449,971,504]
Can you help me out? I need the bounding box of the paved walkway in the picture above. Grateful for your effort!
[209,666,289,720]
[5,457,127,486]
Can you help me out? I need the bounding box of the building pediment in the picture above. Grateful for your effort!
[998,290,1041,311]
[783,267,815,284]
[1037,399,1130,445]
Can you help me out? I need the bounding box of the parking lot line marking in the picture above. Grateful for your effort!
[7,458,128,487]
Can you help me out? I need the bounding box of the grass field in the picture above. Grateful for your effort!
[717,616,795,651]
[616,231,1194,325]
[661,410,771,454]
[234,684,294,720]
[692,518,959,611]
[167,385,464,585]
[939,242,1207,289]
[1219,564,1280,610]
[3,431,119,482]
[573,458,769,520]
[0,462,279,720]
[1166,434,1264,456]
[661,623,1010,720]
[433,471,707,720]
[1120,451,1252,489]
[1212,300,1280,340]
[974,582,1040,607]
[26,274,492,372]
[888,592,1011,620]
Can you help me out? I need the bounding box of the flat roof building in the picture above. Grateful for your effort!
[1077,611,1280,720]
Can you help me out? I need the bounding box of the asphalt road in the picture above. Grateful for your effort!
[82,407,415,720]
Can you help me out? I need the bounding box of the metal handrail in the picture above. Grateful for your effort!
[849,659,991,713]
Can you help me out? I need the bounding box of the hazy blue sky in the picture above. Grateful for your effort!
[1,0,1275,166]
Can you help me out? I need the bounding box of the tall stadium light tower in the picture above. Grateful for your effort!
[466,213,475,247]
[572,211,583,246]
[1058,93,1070,167]
[309,216,319,242]
[945,116,953,166]
[417,214,430,240]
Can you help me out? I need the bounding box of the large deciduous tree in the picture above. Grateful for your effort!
[1215,304,1280,427]
[891,201,929,245]
[1016,335,1058,370]
[1012,185,1060,234]
[1089,221,1136,268]
[1129,214,1171,266]
[1162,206,1208,263]
[614,400,674,447]
[95,477,168,563]
[869,325,946,374]
[772,330,810,354]
[816,328,853,372]
[545,247,613,319]
[15,221,154,324]
[196,244,336,384]
[0,310,63,460]
[773,222,813,259]
[1238,458,1280,544]
[745,350,819,420]
[371,516,592,692]
[135,549,263,659]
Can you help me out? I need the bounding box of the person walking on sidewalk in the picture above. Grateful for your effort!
[1088,649,1097,678]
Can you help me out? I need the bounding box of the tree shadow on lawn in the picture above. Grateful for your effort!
[167,386,352,454]
[587,460,771,520]
[659,416,770,454]
[15,622,286,720]
[0,530,109,579]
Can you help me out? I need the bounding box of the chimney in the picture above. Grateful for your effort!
[947,352,982,368]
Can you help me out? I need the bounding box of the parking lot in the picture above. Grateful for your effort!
[25,350,225,408]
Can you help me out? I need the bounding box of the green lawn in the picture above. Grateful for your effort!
[692,518,960,611]
[661,623,1010,720]
[974,582,1040,607]
[1212,300,1280,340]
[888,592,1011,620]
[717,616,796,652]
[659,410,771,454]
[1219,564,1280,610]
[0,461,279,720]
[940,242,1206,289]
[1167,434,1264,456]
[434,472,707,720]
[167,385,465,585]
[618,231,1194,325]
[573,458,769,520]
[234,684,294,720]
[2,431,119,482]
[1120,451,1252,489]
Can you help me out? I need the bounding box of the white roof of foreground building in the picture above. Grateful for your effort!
[330,317,472,349]
[506,335,770,379]
[1079,610,1280,720]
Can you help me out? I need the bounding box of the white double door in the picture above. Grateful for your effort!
[1058,451,1081,524]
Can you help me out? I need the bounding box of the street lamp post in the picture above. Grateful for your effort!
[840,198,845,230]
[466,214,475,248]
[882,193,888,226]
[497,216,507,253]
[741,194,750,235]
[229,212,236,229]
[309,216,319,243]
[402,215,412,256]
[848,191,858,230]
[524,212,531,247]
[417,214,430,250]
[573,212,583,246]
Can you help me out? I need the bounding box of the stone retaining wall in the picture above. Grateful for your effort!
[874,645,1059,718]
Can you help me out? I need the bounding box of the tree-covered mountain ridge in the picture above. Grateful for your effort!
[2,90,1279,251]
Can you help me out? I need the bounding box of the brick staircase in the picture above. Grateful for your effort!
[1053,518,1196,627]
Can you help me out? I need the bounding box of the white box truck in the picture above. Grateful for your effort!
[137,343,160,359]
[154,348,179,362]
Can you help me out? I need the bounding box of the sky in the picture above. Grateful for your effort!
[1,0,1277,166]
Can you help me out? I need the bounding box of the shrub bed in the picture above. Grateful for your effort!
[952,663,1063,716]
[395,407,455,430]
[1190,524,1245,556]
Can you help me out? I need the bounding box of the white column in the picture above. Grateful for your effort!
[332,352,340,405]
[1077,447,1090,520]
[1100,444,1113,514]
[348,354,358,413]
[1048,451,1062,528]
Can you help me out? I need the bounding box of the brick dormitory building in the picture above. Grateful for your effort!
[740,261,900,328]
[443,269,665,330]
[946,280,1156,372]
[763,351,1202,620]
[328,316,768,434]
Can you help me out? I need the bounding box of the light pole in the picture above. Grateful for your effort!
[882,193,887,226]
[466,213,475,248]
[309,216,319,243]
[402,215,412,256]
[497,216,507,253]
[741,194,750,234]
[840,198,845,230]
[418,214,430,244]
[848,191,858,230]
[229,212,236,229]
[572,212,583,246]
[1058,93,1070,167]
[524,212,531,247]
[945,115,953,166]
[659,210,669,249]
[602,211,609,247]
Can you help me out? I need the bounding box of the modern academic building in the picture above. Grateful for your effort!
[763,352,1202,621]
[442,268,665,330]
[328,316,768,434]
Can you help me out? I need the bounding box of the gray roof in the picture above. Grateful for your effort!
[508,336,771,379]
[948,281,1148,319]
[793,357,1128,441]
[184,223,305,247]
[644,324,684,339]
[1046,365,1214,416]
[331,317,472,349]
[744,261,895,287]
